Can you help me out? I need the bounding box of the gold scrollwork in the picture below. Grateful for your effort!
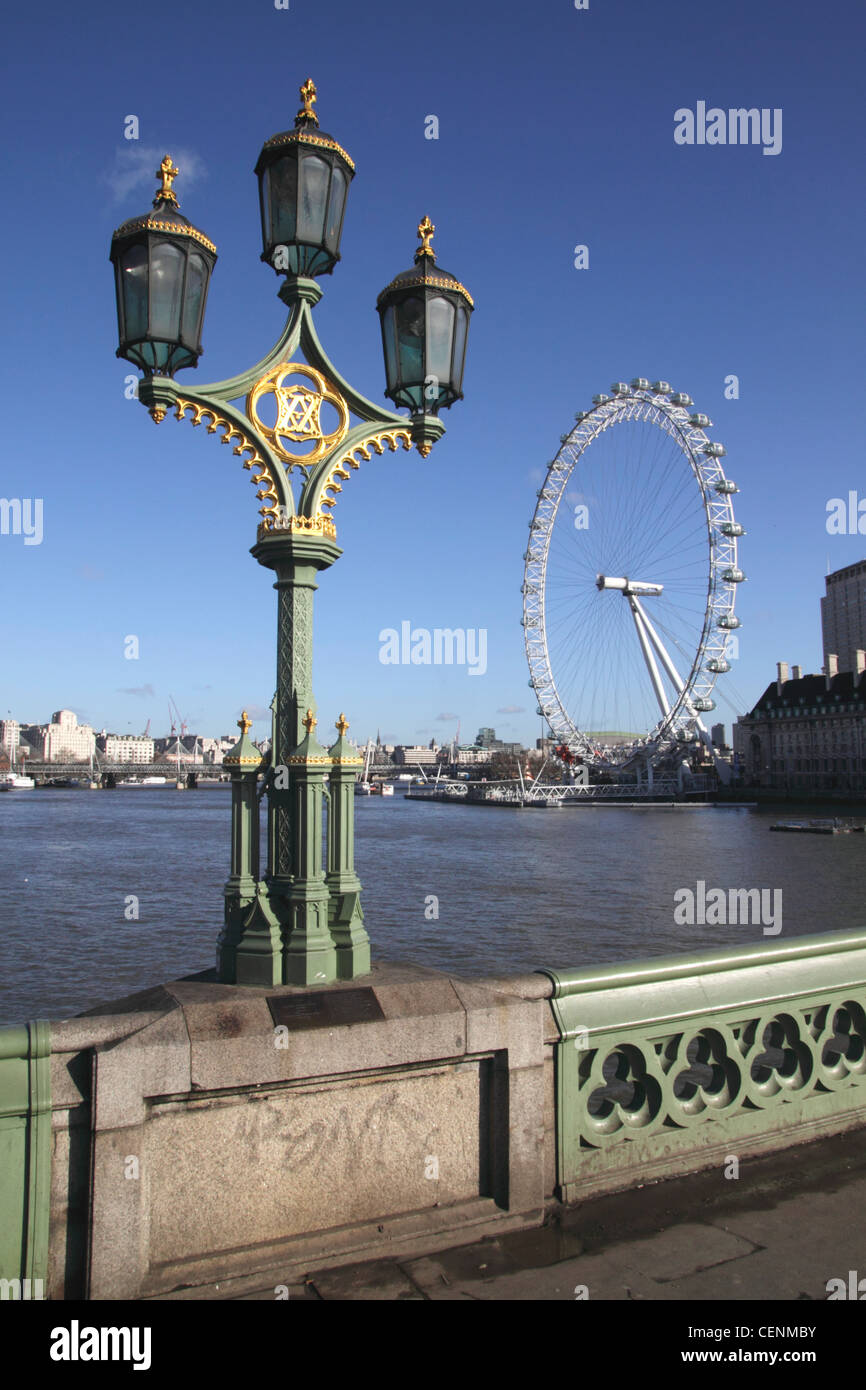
[174,398,282,527]
[257,514,338,541]
[246,362,350,469]
[316,428,413,514]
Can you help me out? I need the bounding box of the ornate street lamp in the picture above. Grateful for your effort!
[377,216,473,419]
[109,79,472,988]
[110,156,217,376]
[255,77,354,281]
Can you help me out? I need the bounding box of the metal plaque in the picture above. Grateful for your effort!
[267,987,384,1031]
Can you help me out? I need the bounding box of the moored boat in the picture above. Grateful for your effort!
[0,773,35,790]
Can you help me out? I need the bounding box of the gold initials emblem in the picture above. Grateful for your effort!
[246,363,349,468]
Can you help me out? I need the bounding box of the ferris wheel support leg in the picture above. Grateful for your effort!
[627,596,671,722]
[630,596,689,702]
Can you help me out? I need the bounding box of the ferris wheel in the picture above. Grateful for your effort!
[522,379,744,770]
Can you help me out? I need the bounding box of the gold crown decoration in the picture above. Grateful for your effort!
[335,713,350,736]
[416,215,435,260]
[302,708,317,734]
[297,77,319,127]
[155,155,180,208]
[238,710,253,735]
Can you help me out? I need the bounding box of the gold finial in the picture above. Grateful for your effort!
[238,710,252,735]
[303,708,317,733]
[416,215,435,260]
[297,78,319,127]
[335,713,349,736]
[155,155,180,208]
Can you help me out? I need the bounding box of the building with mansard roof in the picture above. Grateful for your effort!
[733,655,866,791]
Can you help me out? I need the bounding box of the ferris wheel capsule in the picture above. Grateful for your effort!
[718,615,741,629]
[670,392,693,407]
[611,382,630,395]
[715,479,738,494]
[702,442,726,456]
[707,658,731,672]
[720,521,745,536]
[692,697,716,712]
[723,567,745,582]
[631,377,651,390]
[689,413,712,427]
[652,381,672,394]
[592,394,611,405]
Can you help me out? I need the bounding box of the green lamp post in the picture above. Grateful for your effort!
[109,80,472,987]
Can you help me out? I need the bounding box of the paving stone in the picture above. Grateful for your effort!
[309,1260,424,1300]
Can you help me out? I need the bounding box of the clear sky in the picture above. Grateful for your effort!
[2,0,865,749]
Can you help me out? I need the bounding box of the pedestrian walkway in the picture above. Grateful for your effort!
[231,1124,866,1300]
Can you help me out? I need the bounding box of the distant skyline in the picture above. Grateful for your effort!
[2,0,865,748]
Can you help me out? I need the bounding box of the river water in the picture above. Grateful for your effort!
[0,787,863,1025]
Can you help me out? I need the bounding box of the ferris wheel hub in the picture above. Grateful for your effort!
[596,575,664,596]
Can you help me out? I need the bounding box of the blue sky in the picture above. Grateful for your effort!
[2,0,865,749]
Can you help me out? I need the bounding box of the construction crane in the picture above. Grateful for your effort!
[167,696,188,740]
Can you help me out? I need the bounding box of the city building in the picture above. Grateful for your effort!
[0,719,20,752]
[733,655,866,791]
[821,560,866,675]
[29,710,97,762]
[96,734,155,763]
[454,746,489,766]
[393,745,438,766]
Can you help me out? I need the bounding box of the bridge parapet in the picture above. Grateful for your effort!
[540,926,866,1201]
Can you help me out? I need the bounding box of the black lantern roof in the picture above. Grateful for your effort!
[376,217,474,313]
[255,79,355,181]
[111,156,217,257]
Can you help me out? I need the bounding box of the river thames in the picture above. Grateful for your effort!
[1,787,864,1025]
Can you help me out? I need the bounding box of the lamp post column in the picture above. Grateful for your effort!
[217,712,283,986]
[251,532,341,888]
[326,715,369,979]
[283,710,336,984]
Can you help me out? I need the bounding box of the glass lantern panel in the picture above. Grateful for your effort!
[395,296,425,386]
[451,303,469,393]
[121,244,148,342]
[149,242,185,341]
[297,154,329,244]
[259,166,271,247]
[269,156,298,245]
[382,304,398,389]
[324,167,347,253]
[181,253,207,348]
[426,297,455,387]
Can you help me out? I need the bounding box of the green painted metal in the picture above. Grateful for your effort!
[326,723,370,979]
[539,927,866,1201]
[0,1022,51,1297]
[218,723,267,984]
[282,715,337,985]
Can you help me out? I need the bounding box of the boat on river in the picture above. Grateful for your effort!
[770,818,865,835]
[0,773,35,790]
